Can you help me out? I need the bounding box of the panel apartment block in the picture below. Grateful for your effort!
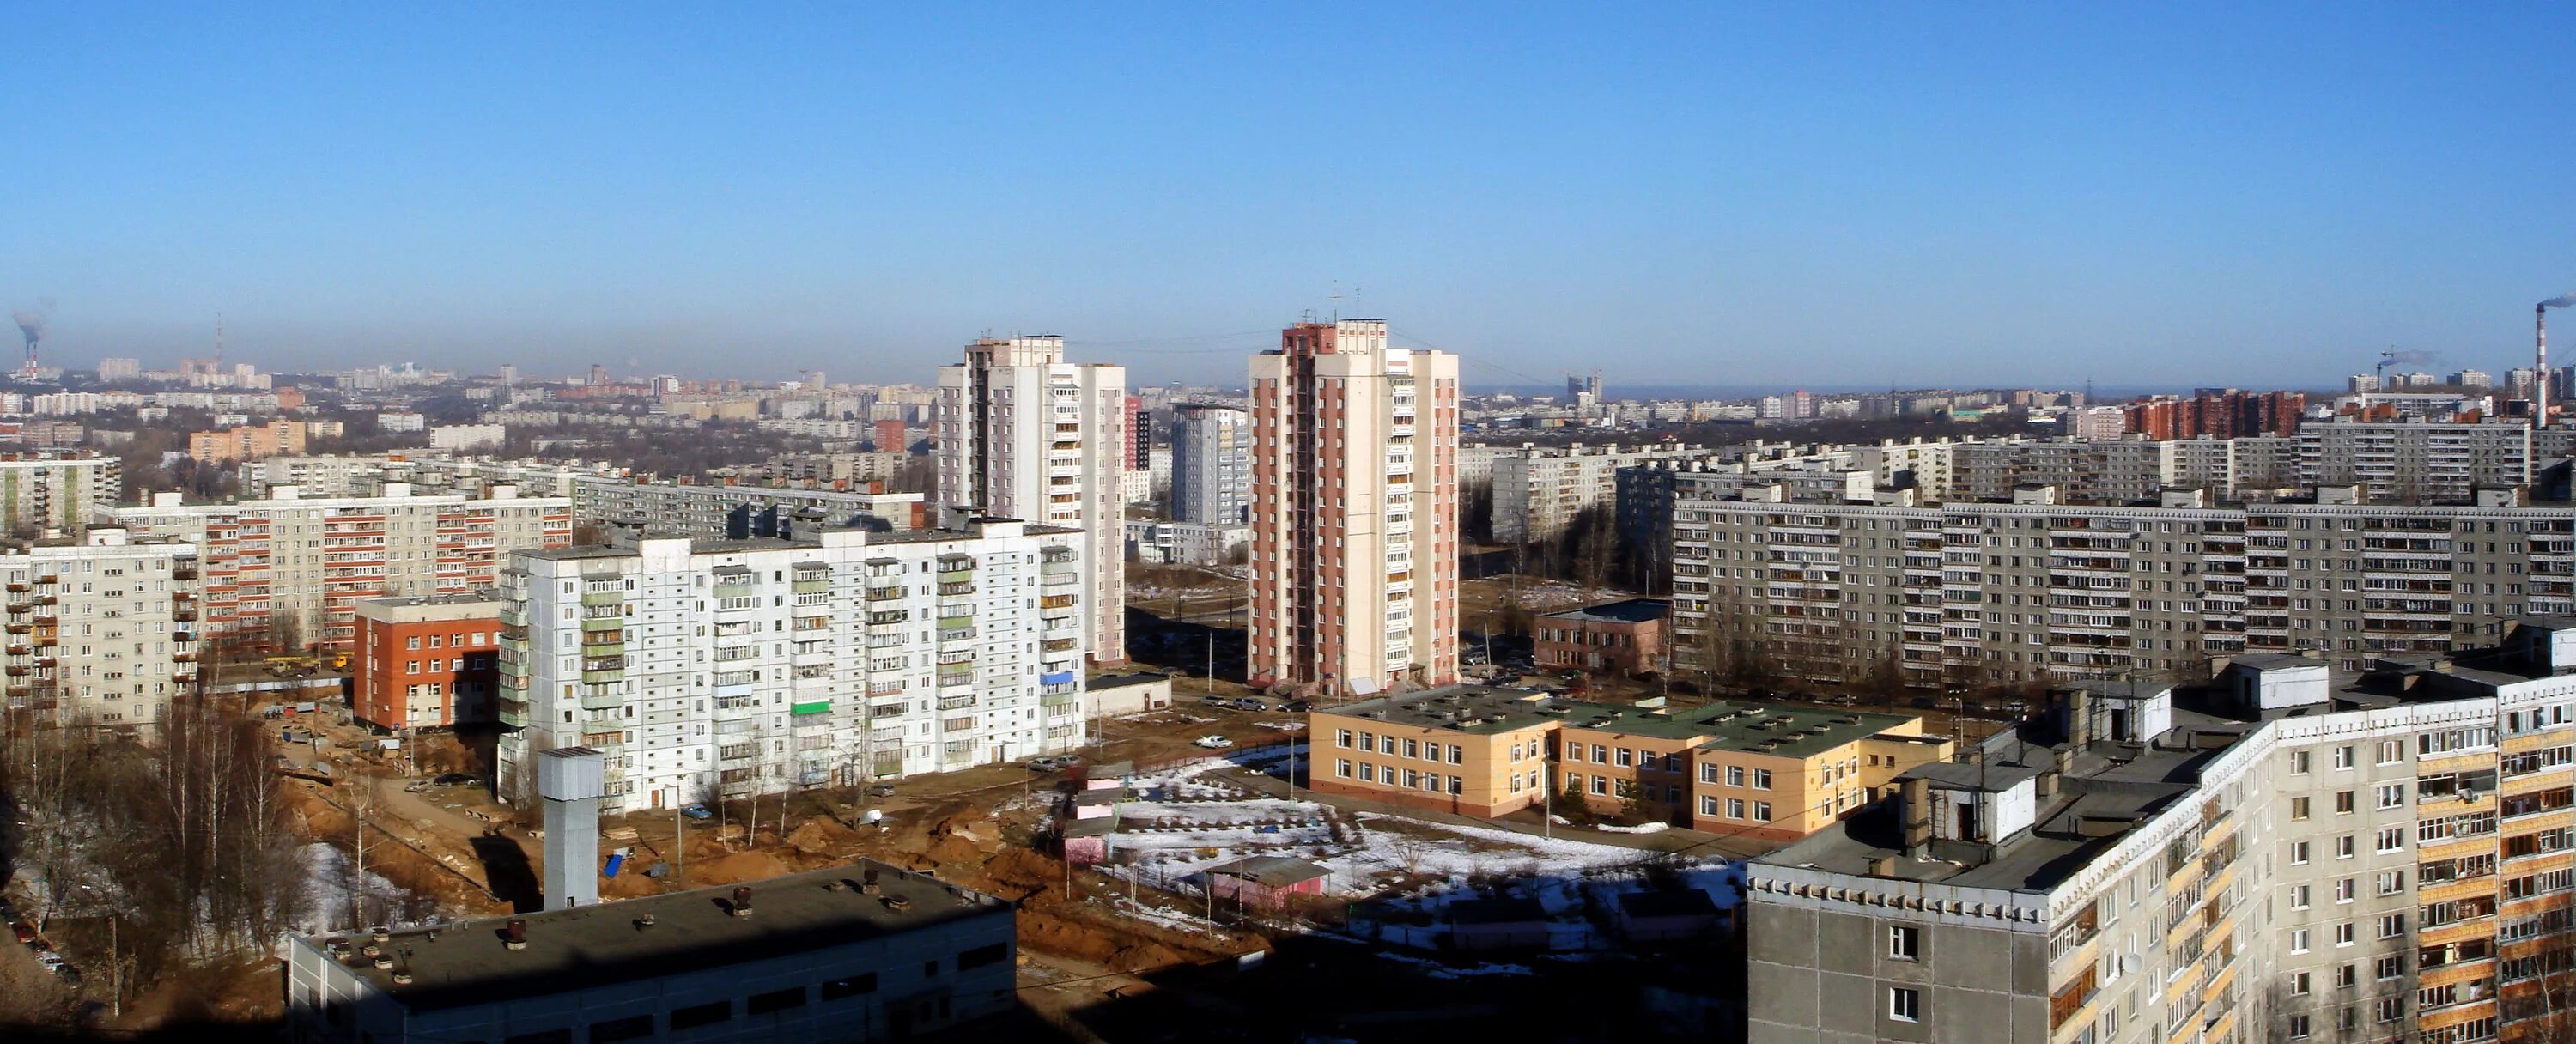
[1671,485,2575,688]
[495,518,1088,813]
[111,484,570,651]
[0,531,201,728]
[1745,625,2576,1044]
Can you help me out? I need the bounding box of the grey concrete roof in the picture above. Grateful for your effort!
[1205,855,1331,888]
[301,860,1005,1011]
[1540,598,1670,625]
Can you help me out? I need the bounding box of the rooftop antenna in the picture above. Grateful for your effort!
[1328,279,1343,321]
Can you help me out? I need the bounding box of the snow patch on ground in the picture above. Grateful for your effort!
[1593,822,1671,835]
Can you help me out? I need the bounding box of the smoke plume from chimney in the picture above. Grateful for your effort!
[10,299,51,349]
[2543,293,2576,310]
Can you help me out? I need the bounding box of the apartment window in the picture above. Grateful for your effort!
[2290,796,2311,821]
[2376,955,2404,980]
[2374,997,2403,1023]
[2289,750,2312,774]
[1753,769,1773,790]
[668,1000,732,1029]
[1589,776,1607,796]
[2378,739,2403,765]
[1888,986,1922,1022]
[2336,835,2355,859]
[2289,971,2312,996]
[1404,739,1419,759]
[2335,745,2354,769]
[2289,884,2312,909]
[1889,926,1920,960]
[1727,798,1746,819]
[2376,783,2405,809]
[1727,765,1746,786]
[1337,729,1352,748]
[818,973,877,1001]
[2336,964,2357,988]
[745,987,808,1015]
[1699,763,1718,784]
[2335,790,2355,814]
[2377,827,2405,853]
[1358,763,1375,782]
[2377,913,2404,938]
[405,635,420,651]
[588,1015,652,1044]
[2287,1014,2312,1039]
[1448,744,1463,765]
[1700,795,1718,816]
[2291,841,2312,865]
[1615,748,1633,768]
[1590,744,1607,763]
[1336,760,1352,779]
[1359,732,1376,753]
[2376,869,2405,895]
[2336,922,2355,946]
[1753,801,1773,822]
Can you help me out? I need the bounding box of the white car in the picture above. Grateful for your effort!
[1192,735,1235,749]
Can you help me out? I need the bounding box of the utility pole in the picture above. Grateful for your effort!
[674,802,684,887]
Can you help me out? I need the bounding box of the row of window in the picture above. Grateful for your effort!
[1334,730,1467,764]
[1334,761,1465,795]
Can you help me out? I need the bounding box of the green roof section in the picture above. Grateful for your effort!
[790,700,831,716]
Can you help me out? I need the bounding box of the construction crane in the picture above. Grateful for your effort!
[2375,347,2442,386]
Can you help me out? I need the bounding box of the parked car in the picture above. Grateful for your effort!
[679,804,714,820]
[1231,697,1268,712]
[866,783,897,798]
[1280,700,1312,713]
[433,772,478,787]
[1200,694,1232,707]
[1024,755,1081,772]
[1192,735,1235,749]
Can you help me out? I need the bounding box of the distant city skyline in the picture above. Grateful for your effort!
[6,5,2573,389]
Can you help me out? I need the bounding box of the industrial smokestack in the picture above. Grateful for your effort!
[11,299,52,379]
[2539,294,2575,483]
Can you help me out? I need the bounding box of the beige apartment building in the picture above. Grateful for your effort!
[0,453,119,536]
[0,530,202,729]
[1248,319,1461,692]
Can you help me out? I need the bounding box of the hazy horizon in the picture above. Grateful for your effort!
[7,5,2573,390]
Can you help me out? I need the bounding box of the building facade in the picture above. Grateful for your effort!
[495,517,1089,812]
[1308,685,1952,837]
[352,592,503,731]
[1485,442,1716,543]
[1745,626,2576,1044]
[1170,404,1251,525]
[574,477,921,537]
[0,531,201,729]
[1670,485,2575,689]
[110,485,571,652]
[1248,319,1461,691]
[0,453,119,536]
[933,336,1127,665]
[286,861,1017,1044]
[187,418,311,463]
[1534,598,1671,675]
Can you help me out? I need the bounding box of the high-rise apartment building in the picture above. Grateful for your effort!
[934,336,1127,665]
[111,485,570,651]
[1247,319,1460,692]
[494,517,1090,811]
[0,531,202,729]
[1170,404,1251,525]
[1746,627,2576,1044]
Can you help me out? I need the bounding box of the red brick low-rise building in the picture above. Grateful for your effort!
[352,592,502,731]
[1534,598,1669,675]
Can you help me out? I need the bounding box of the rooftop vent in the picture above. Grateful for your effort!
[732,885,755,918]
[504,918,527,950]
[884,894,913,913]
[862,868,882,895]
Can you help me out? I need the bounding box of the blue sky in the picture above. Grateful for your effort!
[4,3,2573,391]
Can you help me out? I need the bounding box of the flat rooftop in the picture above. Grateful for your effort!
[1321,688,1920,756]
[1540,598,1670,625]
[301,860,1007,1011]
[1320,685,1564,735]
[1757,710,2242,892]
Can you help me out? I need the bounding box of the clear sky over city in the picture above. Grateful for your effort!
[5,3,2573,391]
